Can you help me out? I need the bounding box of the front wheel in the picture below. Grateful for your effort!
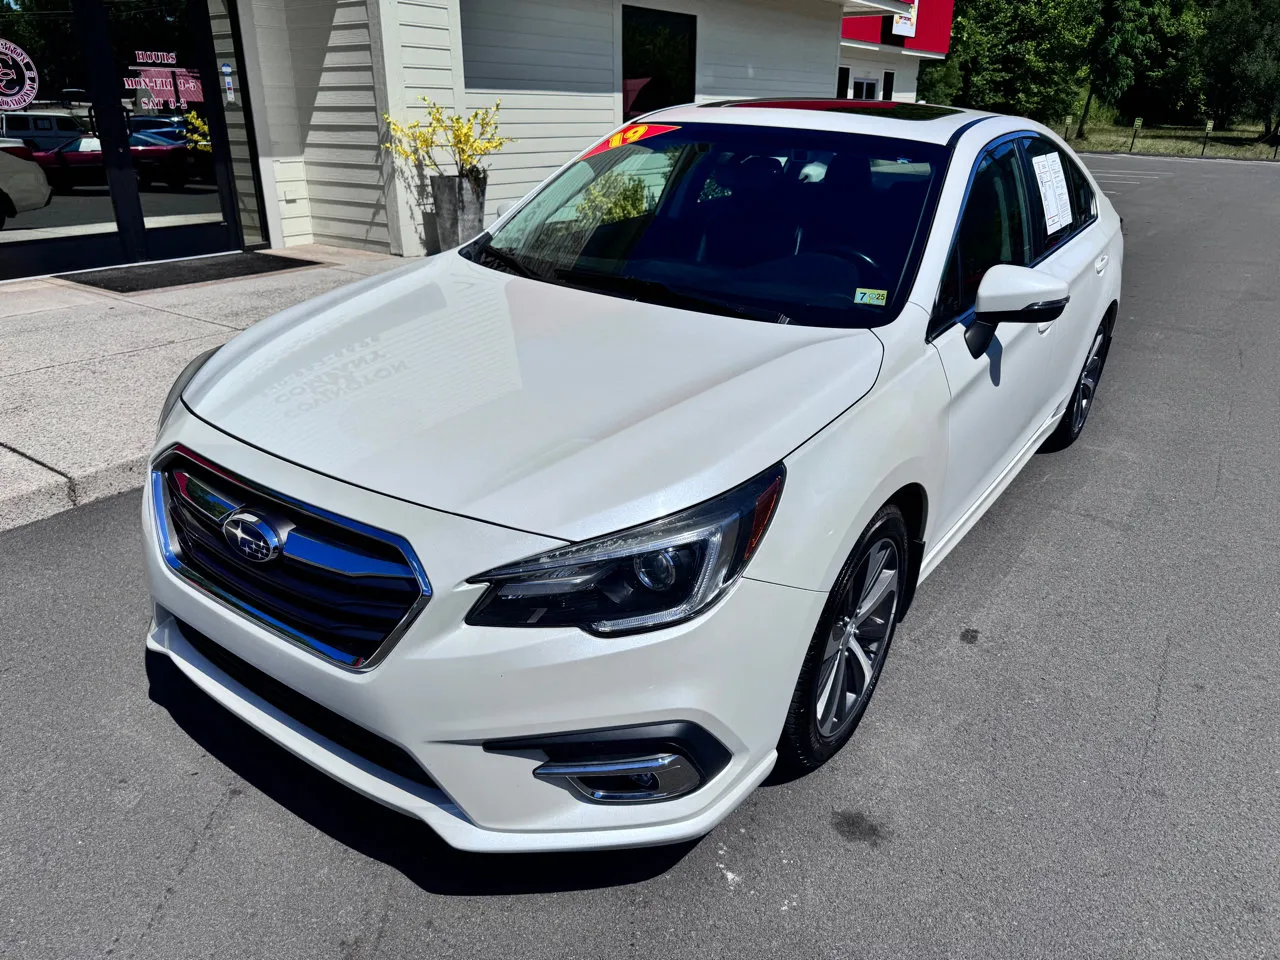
[776,505,908,774]
[1042,317,1112,452]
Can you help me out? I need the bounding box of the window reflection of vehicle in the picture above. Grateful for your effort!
[0,111,87,151]
[32,134,190,192]
[0,137,52,229]
[127,123,215,182]
[129,115,187,134]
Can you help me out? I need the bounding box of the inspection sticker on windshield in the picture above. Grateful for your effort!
[1032,152,1073,234]
[855,288,888,306]
[581,123,681,159]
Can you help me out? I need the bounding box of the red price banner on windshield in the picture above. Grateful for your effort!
[581,123,680,159]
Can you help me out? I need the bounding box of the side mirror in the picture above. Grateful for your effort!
[493,201,514,219]
[964,264,1070,359]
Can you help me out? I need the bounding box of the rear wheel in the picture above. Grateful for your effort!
[777,505,907,774]
[1042,316,1112,452]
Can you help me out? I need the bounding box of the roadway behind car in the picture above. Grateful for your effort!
[2,154,1278,958]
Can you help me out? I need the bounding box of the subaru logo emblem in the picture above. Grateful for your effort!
[221,510,282,563]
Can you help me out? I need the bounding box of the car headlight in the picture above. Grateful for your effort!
[157,346,219,436]
[466,464,785,635]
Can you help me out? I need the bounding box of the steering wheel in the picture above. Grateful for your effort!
[808,243,884,278]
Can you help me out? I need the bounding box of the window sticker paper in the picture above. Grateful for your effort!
[855,288,888,306]
[1032,152,1073,235]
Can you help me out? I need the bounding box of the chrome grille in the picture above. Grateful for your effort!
[151,445,430,668]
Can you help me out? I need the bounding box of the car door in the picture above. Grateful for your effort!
[929,136,1063,540]
[64,138,105,186]
[1018,136,1110,405]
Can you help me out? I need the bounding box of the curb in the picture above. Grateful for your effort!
[0,451,146,532]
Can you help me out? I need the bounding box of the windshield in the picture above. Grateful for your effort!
[468,122,948,327]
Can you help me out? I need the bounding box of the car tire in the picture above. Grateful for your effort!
[776,504,908,775]
[1041,315,1113,452]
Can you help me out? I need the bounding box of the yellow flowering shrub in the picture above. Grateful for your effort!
[183,111,213,153]
[383,99,513,186]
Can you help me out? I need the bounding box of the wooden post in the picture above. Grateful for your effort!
[1202,119,1213,157]
[1130,118,1143,153]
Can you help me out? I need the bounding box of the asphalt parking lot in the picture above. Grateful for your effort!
[4,153,1280,959]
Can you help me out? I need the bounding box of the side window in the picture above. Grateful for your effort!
[7,116,31,131]
[1066,155,1097,222]
[34,117,53,131]
[935,140,1031,327]
[56,117,81,132]
[1022,138,1095,255]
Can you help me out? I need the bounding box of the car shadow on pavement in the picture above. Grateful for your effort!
[144,651,697,893]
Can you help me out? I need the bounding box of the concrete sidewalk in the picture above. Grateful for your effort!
[0,245,411,531]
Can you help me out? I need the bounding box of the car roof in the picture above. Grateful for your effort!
[640,99,998,146]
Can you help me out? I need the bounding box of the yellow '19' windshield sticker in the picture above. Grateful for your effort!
[581,124,681,159]
[855,288,888,306]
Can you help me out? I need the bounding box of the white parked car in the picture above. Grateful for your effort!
[144,100,1122,852]
[0,138,51,229]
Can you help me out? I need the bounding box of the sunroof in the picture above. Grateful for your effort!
[703,99,962,120]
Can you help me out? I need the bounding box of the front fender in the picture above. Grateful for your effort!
[747,320,949,597]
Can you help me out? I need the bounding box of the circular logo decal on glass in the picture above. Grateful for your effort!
[0,38,38,110]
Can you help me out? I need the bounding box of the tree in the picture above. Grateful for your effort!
[1116,0,1207,125]
[1237,0,1280,137]
[943,0,1095,122]
[1075,0,1157,137]
[1201,0,1280,133]
[917,57,963,105]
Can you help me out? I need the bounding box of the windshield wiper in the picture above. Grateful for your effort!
[555,269,791,325]
[467,238,546,281]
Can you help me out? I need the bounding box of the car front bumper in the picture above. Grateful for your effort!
[143,410,825,852]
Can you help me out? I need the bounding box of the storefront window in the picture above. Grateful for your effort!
[0,5,117,244]
[0,0,266,270]
[104,0,223,229]
[208,0,263,244]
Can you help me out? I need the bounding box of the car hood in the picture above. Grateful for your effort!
[186,253,884,541]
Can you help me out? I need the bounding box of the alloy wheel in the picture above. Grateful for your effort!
[814,538,899,740]
[1071,328,1108,434]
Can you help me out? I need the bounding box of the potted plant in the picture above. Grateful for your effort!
[383,99,513,250]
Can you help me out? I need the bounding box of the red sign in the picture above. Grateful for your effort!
[175,69,203,103]
[581,123,680,159]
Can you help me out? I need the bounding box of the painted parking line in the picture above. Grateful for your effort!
[1079,151,1279,168]
[1092,179,1143,184]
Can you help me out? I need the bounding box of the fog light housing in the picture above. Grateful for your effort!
[484,720,732,805]
[532,753,701,803]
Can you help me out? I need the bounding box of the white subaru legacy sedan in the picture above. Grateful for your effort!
[144,100,1122,852]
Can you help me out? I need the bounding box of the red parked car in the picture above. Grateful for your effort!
[33,133,189,192]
